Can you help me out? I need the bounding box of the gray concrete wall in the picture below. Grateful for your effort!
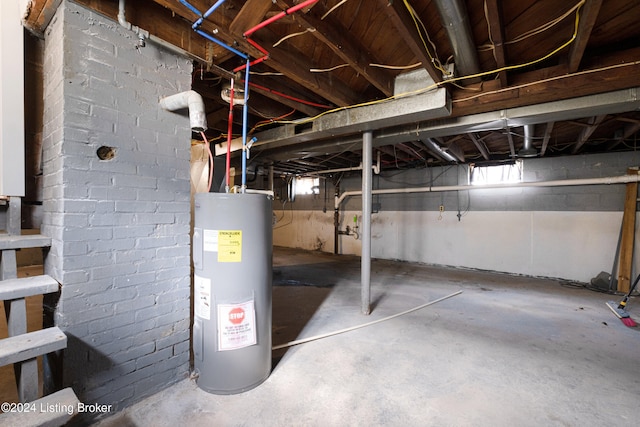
[273,151,640,282]
[335,151,640,212]
[277,152,640,212]
[42,0,192,413]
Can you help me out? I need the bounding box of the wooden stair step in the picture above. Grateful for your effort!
[0,327,67,367]
[0,275,59,300]
[0,234,52,251]
[0,387,79,427]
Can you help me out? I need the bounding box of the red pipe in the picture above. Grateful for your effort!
[235,0,320,73]
[246,37,269,56]
[243,0,319,38]
[225,79,235,191]
[233,54,269,73]
[247,81,332,109]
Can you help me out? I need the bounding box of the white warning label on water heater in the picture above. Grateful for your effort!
[203,229,219,252]
[194,275,211,320]
[217,300,257,351]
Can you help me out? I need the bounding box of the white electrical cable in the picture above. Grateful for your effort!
[310,64,350,73]
[272,290,463,350]
[273,28,316,47]
[369,62,422,70]
[321,0,349,20]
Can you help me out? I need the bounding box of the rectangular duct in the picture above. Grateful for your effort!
[215,87,451,156]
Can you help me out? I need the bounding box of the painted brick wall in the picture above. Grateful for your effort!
[42,0,192,413]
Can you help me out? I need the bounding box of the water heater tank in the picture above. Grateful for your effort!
[192,192,272,394]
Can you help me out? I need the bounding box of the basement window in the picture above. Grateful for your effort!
[469,160,523,185]
[294,177,320,195]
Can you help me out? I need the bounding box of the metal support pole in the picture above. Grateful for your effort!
[361,131,373,315]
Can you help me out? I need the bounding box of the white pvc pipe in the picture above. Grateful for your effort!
[245,188,275,198]
[159,90,208,132]
[334,173,640,209]
[313,152,381,176]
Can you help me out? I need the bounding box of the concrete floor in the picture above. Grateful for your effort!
[3,248,639,425]
[91,247,640,426]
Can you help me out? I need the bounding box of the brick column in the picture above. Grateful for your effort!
[42,0,192,412]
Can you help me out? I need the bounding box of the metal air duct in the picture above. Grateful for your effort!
[432,0,481,79]
[519,124,538,157]
[422,138,457,163]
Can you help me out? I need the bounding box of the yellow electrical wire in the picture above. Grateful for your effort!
[454,60,640,104]
[402,0,449,76]
[480,0,586,52]
[256,2,586,131]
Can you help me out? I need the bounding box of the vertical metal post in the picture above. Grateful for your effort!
[361,131,373,315]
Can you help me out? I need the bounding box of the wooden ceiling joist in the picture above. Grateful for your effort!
[567,0,604,73]
[572,115,607,154]
[275,0,395,97]
[540,122,555,156]
[229,0,273,36]
[376,0,444,85]
[483,0,508,87]
[468,133,490,160]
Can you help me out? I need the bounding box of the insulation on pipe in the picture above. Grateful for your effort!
[159,90,208,132]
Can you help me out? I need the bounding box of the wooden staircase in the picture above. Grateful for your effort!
[0,197,78,426]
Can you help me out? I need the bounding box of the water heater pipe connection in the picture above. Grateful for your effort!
[159,90,208,132]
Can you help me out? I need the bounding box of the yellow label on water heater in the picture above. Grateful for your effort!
[217,230,242,262]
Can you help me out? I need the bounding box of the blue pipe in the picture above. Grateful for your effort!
[193,0,226,29]
[194,29,249,59]
[178,0,202,17]
[241,59,251,192]
[179,0,251,193]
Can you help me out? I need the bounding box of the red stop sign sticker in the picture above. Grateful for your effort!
[229,307,245,324]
